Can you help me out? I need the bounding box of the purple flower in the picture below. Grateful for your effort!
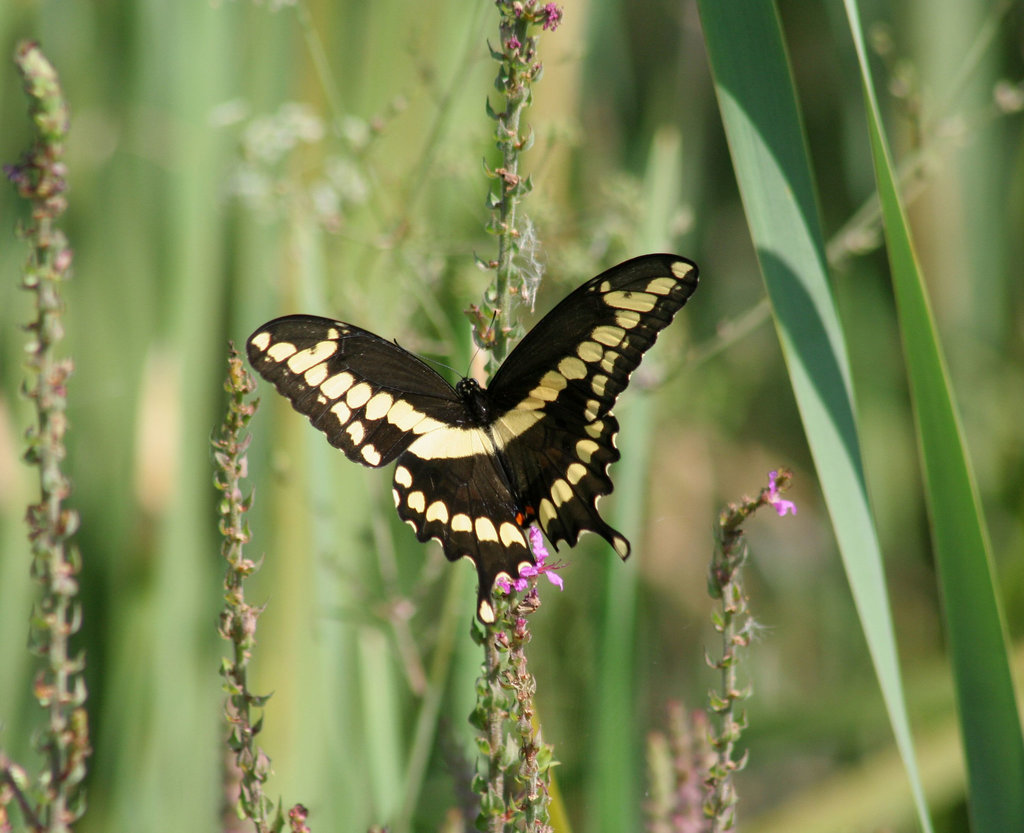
[506,35,521,51]
[495,525,564,594]
[495,575,524,593]
[528,525,546,559]
[766,470,797,517]
[541,3,563,31]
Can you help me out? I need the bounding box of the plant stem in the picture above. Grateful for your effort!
[485,635,506,833]
[2,41,90,833]
[469,0,561,370]
[704,469,794,830]
[470,5,563,831]
[507,614,549,830]
[213,350,282,833]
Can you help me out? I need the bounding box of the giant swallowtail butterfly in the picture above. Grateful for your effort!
[246,254,699,622]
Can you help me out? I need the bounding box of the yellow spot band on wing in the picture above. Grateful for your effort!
[550,478,573,506]
[426,501,449,524]
[266,341,297,362]
[538,498,557,530]
[615,310,642,329]
[332,402,352,425]
[566,462,588,485]
[591,325,626,347]
[346,382,373,409]
[305,364,328,386]
[321,372,356,399]
[345,420,365,445]
[407,426,494,460]
[407,491,426,513]
[364,392,394,420]
[577,340,603,362]
[499,522,526,548]
[287,341,337,373]
[386,400,421,431]
[491,410,543,449]
[646,276,678,295]
[411,416,445,435]
[530,370,567,402]
[576,439,599,463]
[604,290,657,313]
[557,356,587,380]
[474,517,499,543]
[671,260,694,279]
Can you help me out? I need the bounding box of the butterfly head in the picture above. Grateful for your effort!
[456,376,491,424]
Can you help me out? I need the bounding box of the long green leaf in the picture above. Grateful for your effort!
[842,3,1024,830]
[696,2,932,829]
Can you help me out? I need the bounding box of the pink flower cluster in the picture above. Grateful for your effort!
[541,3,563,31]
[496,525,564,594]
[767,470,797,517]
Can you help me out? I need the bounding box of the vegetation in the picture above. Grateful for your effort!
[1,1,1022,831]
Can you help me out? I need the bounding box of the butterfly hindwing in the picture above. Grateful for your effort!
[391,446,532,624]
[491,407,627,556]
[247,316,469,468]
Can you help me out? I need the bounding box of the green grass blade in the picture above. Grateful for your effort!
[696,2,932,829]
[842,3,1024,829]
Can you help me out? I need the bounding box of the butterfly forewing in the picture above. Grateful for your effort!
[247,317,468,468]
[246,254,699,623]
[487,255,699,413]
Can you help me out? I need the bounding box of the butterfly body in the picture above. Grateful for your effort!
[247,254,699,622]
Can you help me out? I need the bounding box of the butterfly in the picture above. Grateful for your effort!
[246,254,699,623]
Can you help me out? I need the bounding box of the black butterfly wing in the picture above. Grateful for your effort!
[486,254,700,556]
[247,315,532,622]
[247,316,471,468]
[391,442,532,624]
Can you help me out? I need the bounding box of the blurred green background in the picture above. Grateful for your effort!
[1,1,1022,832]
